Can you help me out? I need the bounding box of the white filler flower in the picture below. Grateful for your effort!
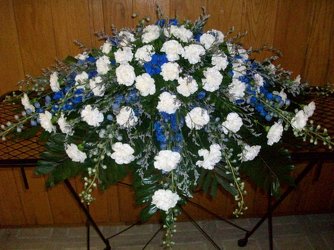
[267,122,283,146]
[156,92,181,114]
[185,107,210,130]
[39,111,56,133]
[222,112,243,134]
[135,73,156,96]
[196,144,222,170]
[50,72,60,92]
[161,40,184,61]
[110,142,135,164]
[202,67,223,92]
[241,145,261,162]
[177,76,198,97]
[154,150,181,172]
[65,143,87,163]
[57,113,73,135]
[151,189,180,212]
[135,45,154,62]
[182,44,205,64]
[169,25,193,42]
[96,55,111,75]
[116,64,136,86]
[303,101,315,118]
[142,25,160,43]
[160,62,180,81]
[81,105,104,127]
[114,47,133,64]
[116,106,138,127]
[21,93,35,112]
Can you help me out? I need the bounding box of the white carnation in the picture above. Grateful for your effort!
[89,76,105,97]
[75,71,89,88]
[96,55,111,75]
[65,144,87,163]
[202,67,223,92]
[267,122,283,146]
[154,150,181,172]
[142,25,160,43]
[161,40,184,61]
[39,111,56,133]
[222,112,243,134]
[116,64,136,86]
[116,106,138,127]
[156,92,181,114]
[182,44,205,64]
[101,41,112,54]
[135,45,154,62]
[228,79,246,100]
[151,189,180,212]
[57,113,73,135]
[170,25,193,42]
[212,54,228,71]
[196,144,222,170]
[177,76,198,97]
[253,73,264,87]
[135,73,156,96]
[160,62,180,81]
[114,47,133,64]
[110,142,135,164]
[50,72,60,92]
[185,107,210,130]
[21,93,35,112]
[303,101,315,118]
[81,105,104,127]
[200,33,216,49]
[241,145,261,162]
[291,110,308,130]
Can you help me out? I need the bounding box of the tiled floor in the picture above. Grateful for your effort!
[0,213,333,250]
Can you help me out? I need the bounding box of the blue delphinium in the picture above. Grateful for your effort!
[144,54,168,76]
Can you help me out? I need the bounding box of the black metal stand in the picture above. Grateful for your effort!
[238,158,320,249]
[64,179,111,250]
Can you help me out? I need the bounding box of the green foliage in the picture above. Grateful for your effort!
[241,144,294,197]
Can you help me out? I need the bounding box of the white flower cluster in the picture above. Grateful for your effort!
[116,64,136,86]
[177,76,198,97]
[116,106,138,127]
[222,112,243,134]
[39,111,56,133]
[21,93,35,112]
[75,72,89,88]
[50,72,60,92]
[81,105,104,127]
[115,47,133,64]
[160,62,180,81]
[142,25,160,43]
[241,145,261,162]
[157,92,181,114]
[154,150,181,172]
[228,79,246,100]
[110,142,135,164]
[135,73,156,96]
[89,76,105,97]
[161,40,184,61]
[182,44,205,64]
[96,56,111,75]
[151,189,180,212]
[267,122,283,145]
[196,144,222,170]
[291,101,315,130]
[65,143,87,163]
[57,113,73,135]
[202,67,223,92]
[185,107,210,130]
[135,45,154,62]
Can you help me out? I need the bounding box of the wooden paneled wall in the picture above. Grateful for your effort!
[0,0,333,226]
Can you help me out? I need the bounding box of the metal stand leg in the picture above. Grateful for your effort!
[268,189,273,250]
[64,180,111,250]
[238,159,318,247]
